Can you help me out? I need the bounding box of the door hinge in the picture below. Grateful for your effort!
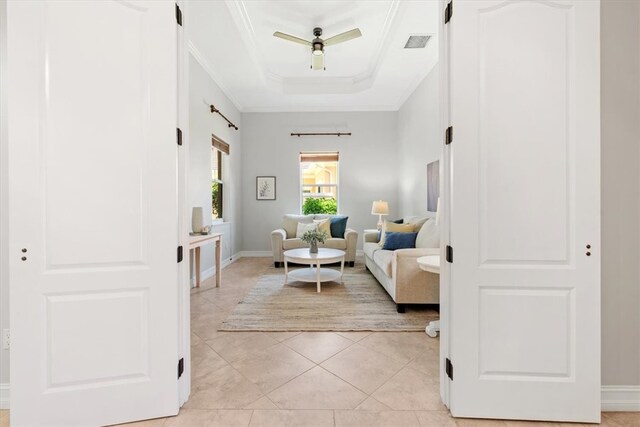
[178,357,184,379]
[177,128,183,146]
[444,1,453,24]
[177,246,183,263]
[446,245,453,263]
[445,126,453,145]
[445,357,453,380]
[175,4,183,26]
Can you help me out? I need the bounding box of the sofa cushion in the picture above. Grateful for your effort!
[363,242,381,259]
[373,249,394,277]
[283,214,313,238]
[283,238,308,250]
[382,232,417,250]
[283,238,347,251]
[323,238,347,250]
[329,216,348,238]
[415,218,440,248]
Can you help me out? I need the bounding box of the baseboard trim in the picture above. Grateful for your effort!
[0,383,9,409]
[602,385,640,411]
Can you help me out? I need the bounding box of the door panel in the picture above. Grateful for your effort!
[447,0,600,422]
[478,1,573,265]
[43,1,150,269]
[8,1,180,425]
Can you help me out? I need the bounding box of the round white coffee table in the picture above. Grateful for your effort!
[283,248,346,293]
[417,255,440,338]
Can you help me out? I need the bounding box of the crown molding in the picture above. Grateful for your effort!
[187,40,244,112]
[224,0,401,95]
[241,105,399,113]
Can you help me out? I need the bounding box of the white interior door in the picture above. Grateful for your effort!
[446,0,600,422]
[8,1,180,425]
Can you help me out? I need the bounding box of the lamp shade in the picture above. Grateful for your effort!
[371,200,389,216]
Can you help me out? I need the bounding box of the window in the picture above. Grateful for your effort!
[300,152,339,214]
[211,135,229,220]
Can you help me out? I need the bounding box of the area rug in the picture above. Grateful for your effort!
[219,266,438,332]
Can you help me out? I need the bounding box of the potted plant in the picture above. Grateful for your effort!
[301,229,328,254]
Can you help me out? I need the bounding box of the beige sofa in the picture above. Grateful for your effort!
[364,216,440,312]
[271,214,358,267]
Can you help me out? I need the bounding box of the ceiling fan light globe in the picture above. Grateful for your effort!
[312,49,323,56]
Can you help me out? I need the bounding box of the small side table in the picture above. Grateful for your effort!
[189,233,223,288]
[417,255,440,338]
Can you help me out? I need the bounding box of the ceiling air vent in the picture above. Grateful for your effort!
[404,35,430,49]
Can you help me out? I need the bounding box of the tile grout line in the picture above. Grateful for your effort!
[356,351,418,408]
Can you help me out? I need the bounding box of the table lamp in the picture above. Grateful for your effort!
[371,200,389,231]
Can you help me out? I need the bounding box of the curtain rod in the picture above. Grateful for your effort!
[291,132,351,137]
[210,104,239,130]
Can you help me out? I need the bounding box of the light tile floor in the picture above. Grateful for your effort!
[1,257,638,426]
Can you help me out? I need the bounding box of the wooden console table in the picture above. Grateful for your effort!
[189,233,222,288]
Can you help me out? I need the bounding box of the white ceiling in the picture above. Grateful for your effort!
[187,0,440,112]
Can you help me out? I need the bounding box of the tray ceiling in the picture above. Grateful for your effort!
[188,0,440,112]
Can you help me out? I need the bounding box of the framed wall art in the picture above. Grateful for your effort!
[256,176,276,200]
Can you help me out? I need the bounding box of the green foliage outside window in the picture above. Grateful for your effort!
[212,181,222,219]
[302,197,337,215]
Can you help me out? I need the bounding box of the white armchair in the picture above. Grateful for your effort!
[270,214,358,267]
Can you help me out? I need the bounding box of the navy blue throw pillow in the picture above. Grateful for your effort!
[377,218,404,240]
[382,232,417,250]
[329,216,349,238]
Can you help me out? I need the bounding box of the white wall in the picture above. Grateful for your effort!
[188,55,243,279]
[397,66,440,215]
[0,0,9,407]
[241,112,398,252]
[601,0,640,388]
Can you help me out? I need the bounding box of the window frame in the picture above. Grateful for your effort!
[299,152,340,215]
[211,134,229,222]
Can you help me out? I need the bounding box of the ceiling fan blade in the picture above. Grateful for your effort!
[323,28,362,46]
[312,54,325,70]
[273,31,312,47]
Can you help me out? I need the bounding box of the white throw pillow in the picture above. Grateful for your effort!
[415,218,440,248]
[296,222,318,238]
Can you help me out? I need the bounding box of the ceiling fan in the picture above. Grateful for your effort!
[273,27,362,71]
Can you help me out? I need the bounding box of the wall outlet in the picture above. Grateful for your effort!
[2,329,9,350]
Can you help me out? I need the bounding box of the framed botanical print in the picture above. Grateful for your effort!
[256,176,276,200]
